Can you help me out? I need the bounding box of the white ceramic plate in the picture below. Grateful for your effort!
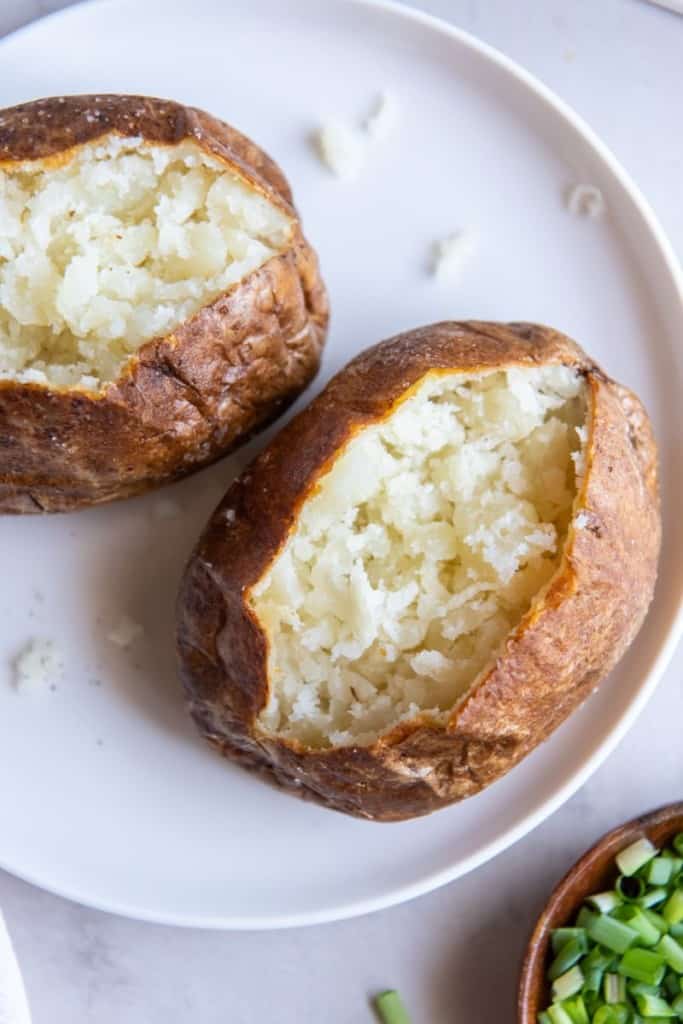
[0,0,681,930]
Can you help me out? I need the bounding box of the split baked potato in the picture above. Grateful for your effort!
[0,94,328,512]
[177,321,660,821]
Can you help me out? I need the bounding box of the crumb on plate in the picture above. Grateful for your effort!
[314,92,398,179]
[363,92,398,142]
[314,121,366,180]
[566,183,605,219]
[431,229,478,282]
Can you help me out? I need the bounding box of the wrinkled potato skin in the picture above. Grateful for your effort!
[0,95,328,512]
[178,323,660,822]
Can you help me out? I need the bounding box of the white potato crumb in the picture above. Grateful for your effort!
[431,230,478,282]
[107,614,144,648]
[13,637,63,693]
[224,508,236,523]
[315,92,399,179]
[363,92,398,142]
[315,121,366,180]
[566,183,605,219]
[153,496,181,520]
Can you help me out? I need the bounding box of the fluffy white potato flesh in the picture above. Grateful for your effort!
[0,136,292,390]
[251,366,588,748]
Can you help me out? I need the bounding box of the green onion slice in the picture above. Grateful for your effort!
[588,891,623,914]
[374,990,412,1024]
[617,947,665,986]
[584,912,638,955]
[616,838,658,877]
[663,889,683,926]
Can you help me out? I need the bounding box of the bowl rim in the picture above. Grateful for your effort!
[518,801,683,1023]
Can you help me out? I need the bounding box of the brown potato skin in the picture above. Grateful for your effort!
[177,322,660,821]
[0,95,328,512]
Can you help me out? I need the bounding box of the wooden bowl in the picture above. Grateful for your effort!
[518,802,683,1023]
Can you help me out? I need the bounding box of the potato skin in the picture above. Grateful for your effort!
[0,95,328,512]
[177,322,660,821]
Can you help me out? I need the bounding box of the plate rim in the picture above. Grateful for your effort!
[1,0,681,930]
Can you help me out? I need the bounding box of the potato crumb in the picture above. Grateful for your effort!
[566,183,605,219]
[431,230,477,282]
[13,637,64,693]
[363,92,398,142]
[315,122,366,180]
[107,614,144,648]
[314,92,399,179]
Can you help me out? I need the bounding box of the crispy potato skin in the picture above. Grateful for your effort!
[177,322,660,821]
[0,95,328,512]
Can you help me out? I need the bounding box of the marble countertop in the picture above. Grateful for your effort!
[0,1,681,1021]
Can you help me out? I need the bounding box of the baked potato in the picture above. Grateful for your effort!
[177,322,660,821]
[0,94,328,513]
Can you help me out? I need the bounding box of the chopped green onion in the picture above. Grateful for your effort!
[629,981,662,997]
[633,991,676,1017]
[614,906,663,946]
[584,911,639,954]
[547,1005,574,1024]
[552,928,587,954]
[592,1005,630,1024]
[618,948,666,986]
[540,833,683,1024]
[673,835,683,858]
[642,907,669,933]
[562,995,590,1024]
[588,891,624,914]
[617,874,647,901]
[604,973,626,1003]
[584,990,602,1017]
[374,990,412,1024]
[639,889,669,910]
[647,859,675,887]
[663,890,683,926]
[584,947,617,972]
[548,937,588,980]
[655,935,683,973]
[553,966,584,1001]
[617,838,658,877]
[662,970,681,1000]
[583,967,605,995]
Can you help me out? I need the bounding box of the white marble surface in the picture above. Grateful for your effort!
[0,1,681,1021]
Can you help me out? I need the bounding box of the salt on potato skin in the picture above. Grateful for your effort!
[0,95,328,513]
[178,321,660,820]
